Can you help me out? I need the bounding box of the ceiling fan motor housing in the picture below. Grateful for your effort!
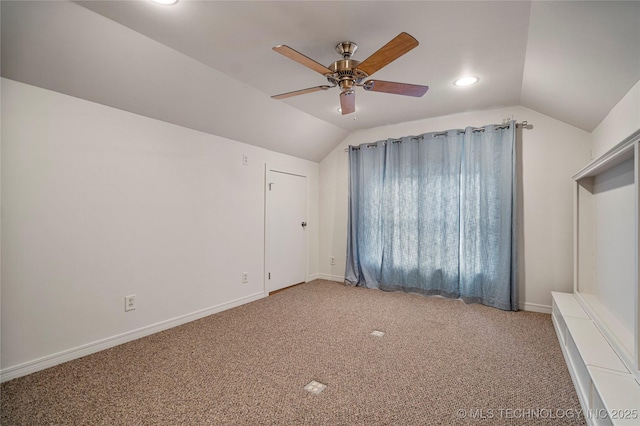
[326,56,368,92]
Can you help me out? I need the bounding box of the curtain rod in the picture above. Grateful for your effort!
[344,121,529,152]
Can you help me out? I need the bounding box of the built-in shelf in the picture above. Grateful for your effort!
[573,129,639,377]
[579,293,635,357]
[552,128,640,425]
[552,292,640,426]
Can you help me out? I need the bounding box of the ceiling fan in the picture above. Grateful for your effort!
[271,32,429,115]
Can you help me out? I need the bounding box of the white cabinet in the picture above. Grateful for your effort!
[551,129,640,425]
[573,129,639,376]
[552,292,640,425]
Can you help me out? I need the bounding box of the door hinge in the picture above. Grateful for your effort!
[268,272,271,280]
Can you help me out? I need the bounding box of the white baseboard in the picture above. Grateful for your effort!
[306,273,320,282]
[3,288,550,382]
[1,291,266,383]
[520,302,552,314]
[316,273,345,282]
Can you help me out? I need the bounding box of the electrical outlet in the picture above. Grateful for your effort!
[242,154,248,165]
[242,272,248,283]
[330,256,335,265]
[125,295,136,312]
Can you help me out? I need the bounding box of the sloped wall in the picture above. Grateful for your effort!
[591,80,640,158]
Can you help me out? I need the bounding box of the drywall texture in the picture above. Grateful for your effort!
[592,80,640,158]
[319,106,592,311]
[1,79,319,373]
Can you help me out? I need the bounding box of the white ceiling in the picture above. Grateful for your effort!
[2,1,639,162]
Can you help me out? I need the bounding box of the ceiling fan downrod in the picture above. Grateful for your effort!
[335,41,358,59]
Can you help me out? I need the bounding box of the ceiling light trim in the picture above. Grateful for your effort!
[151,0,178,5]
[454,76,479,87]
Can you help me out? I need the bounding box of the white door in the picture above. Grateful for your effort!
[266,169,307,292]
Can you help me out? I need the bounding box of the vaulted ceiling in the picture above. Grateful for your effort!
[2,1,639,161]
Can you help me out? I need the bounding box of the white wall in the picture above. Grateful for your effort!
[592,80,640,158]
[1,79,319,379]
[319,106,592,312]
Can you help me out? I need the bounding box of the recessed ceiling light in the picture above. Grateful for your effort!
[151,0,178,5]
[454,76,479,87]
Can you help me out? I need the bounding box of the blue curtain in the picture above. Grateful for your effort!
[345,122,517,311]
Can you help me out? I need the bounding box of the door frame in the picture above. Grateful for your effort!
[264,164,309,294]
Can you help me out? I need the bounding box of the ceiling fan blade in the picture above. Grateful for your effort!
[273,45,333,75]
[271,85,333,100]
[340,90,355,115]
[363,80,429,97]
[356,32,419,77]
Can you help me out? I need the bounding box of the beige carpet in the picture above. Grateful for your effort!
[1,280,585,425]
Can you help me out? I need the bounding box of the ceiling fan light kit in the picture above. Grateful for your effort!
[271,32,429,115]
